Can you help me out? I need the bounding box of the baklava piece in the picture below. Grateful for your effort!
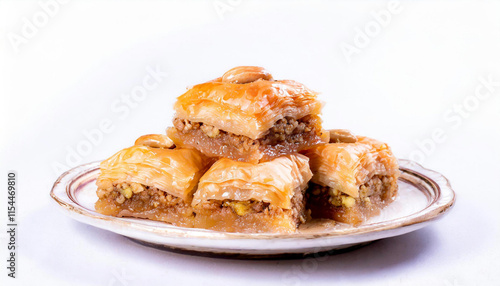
[192,154,313,233]
[168,66,328,163]
[302,130,400,225]
[95,134,211,227]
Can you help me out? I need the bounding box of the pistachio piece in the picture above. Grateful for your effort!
[328,188,340,197]
[329,197,342,207]
[119,188,133,199]
[223,201,251,216]
[222,66,273,84]
[341,196,356,208]
[329,129,357,143]
[135,134,175,149]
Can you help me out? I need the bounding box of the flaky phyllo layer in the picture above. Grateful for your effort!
[171,66,327,163]
[174,79,323,140]
[192,154,312,210]
[95,135,314,232]
[302,136,400,198]
[96,136,211,203]
[93,67,403,232]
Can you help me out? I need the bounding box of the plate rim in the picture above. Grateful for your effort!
[50,159,456,241]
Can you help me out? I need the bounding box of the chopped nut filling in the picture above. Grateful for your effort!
[200,124,220,138]
[97,182,187,207]
[174,116,319,143]
[306,175,398,225]
[194,186,307,232]
[172,115,324,162]
[95,181,195,227]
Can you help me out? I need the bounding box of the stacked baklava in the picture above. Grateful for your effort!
[95,66,400,233]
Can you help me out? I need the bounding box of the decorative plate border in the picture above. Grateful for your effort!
[50,159,455,251]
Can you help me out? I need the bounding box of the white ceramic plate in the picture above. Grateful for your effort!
[50,159,455,258]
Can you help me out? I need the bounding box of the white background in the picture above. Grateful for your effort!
[1,0,500,285]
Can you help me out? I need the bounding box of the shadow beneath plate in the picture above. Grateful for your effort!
[127,237,377,260]
[118,225,438,281]
[27,204,437,284]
